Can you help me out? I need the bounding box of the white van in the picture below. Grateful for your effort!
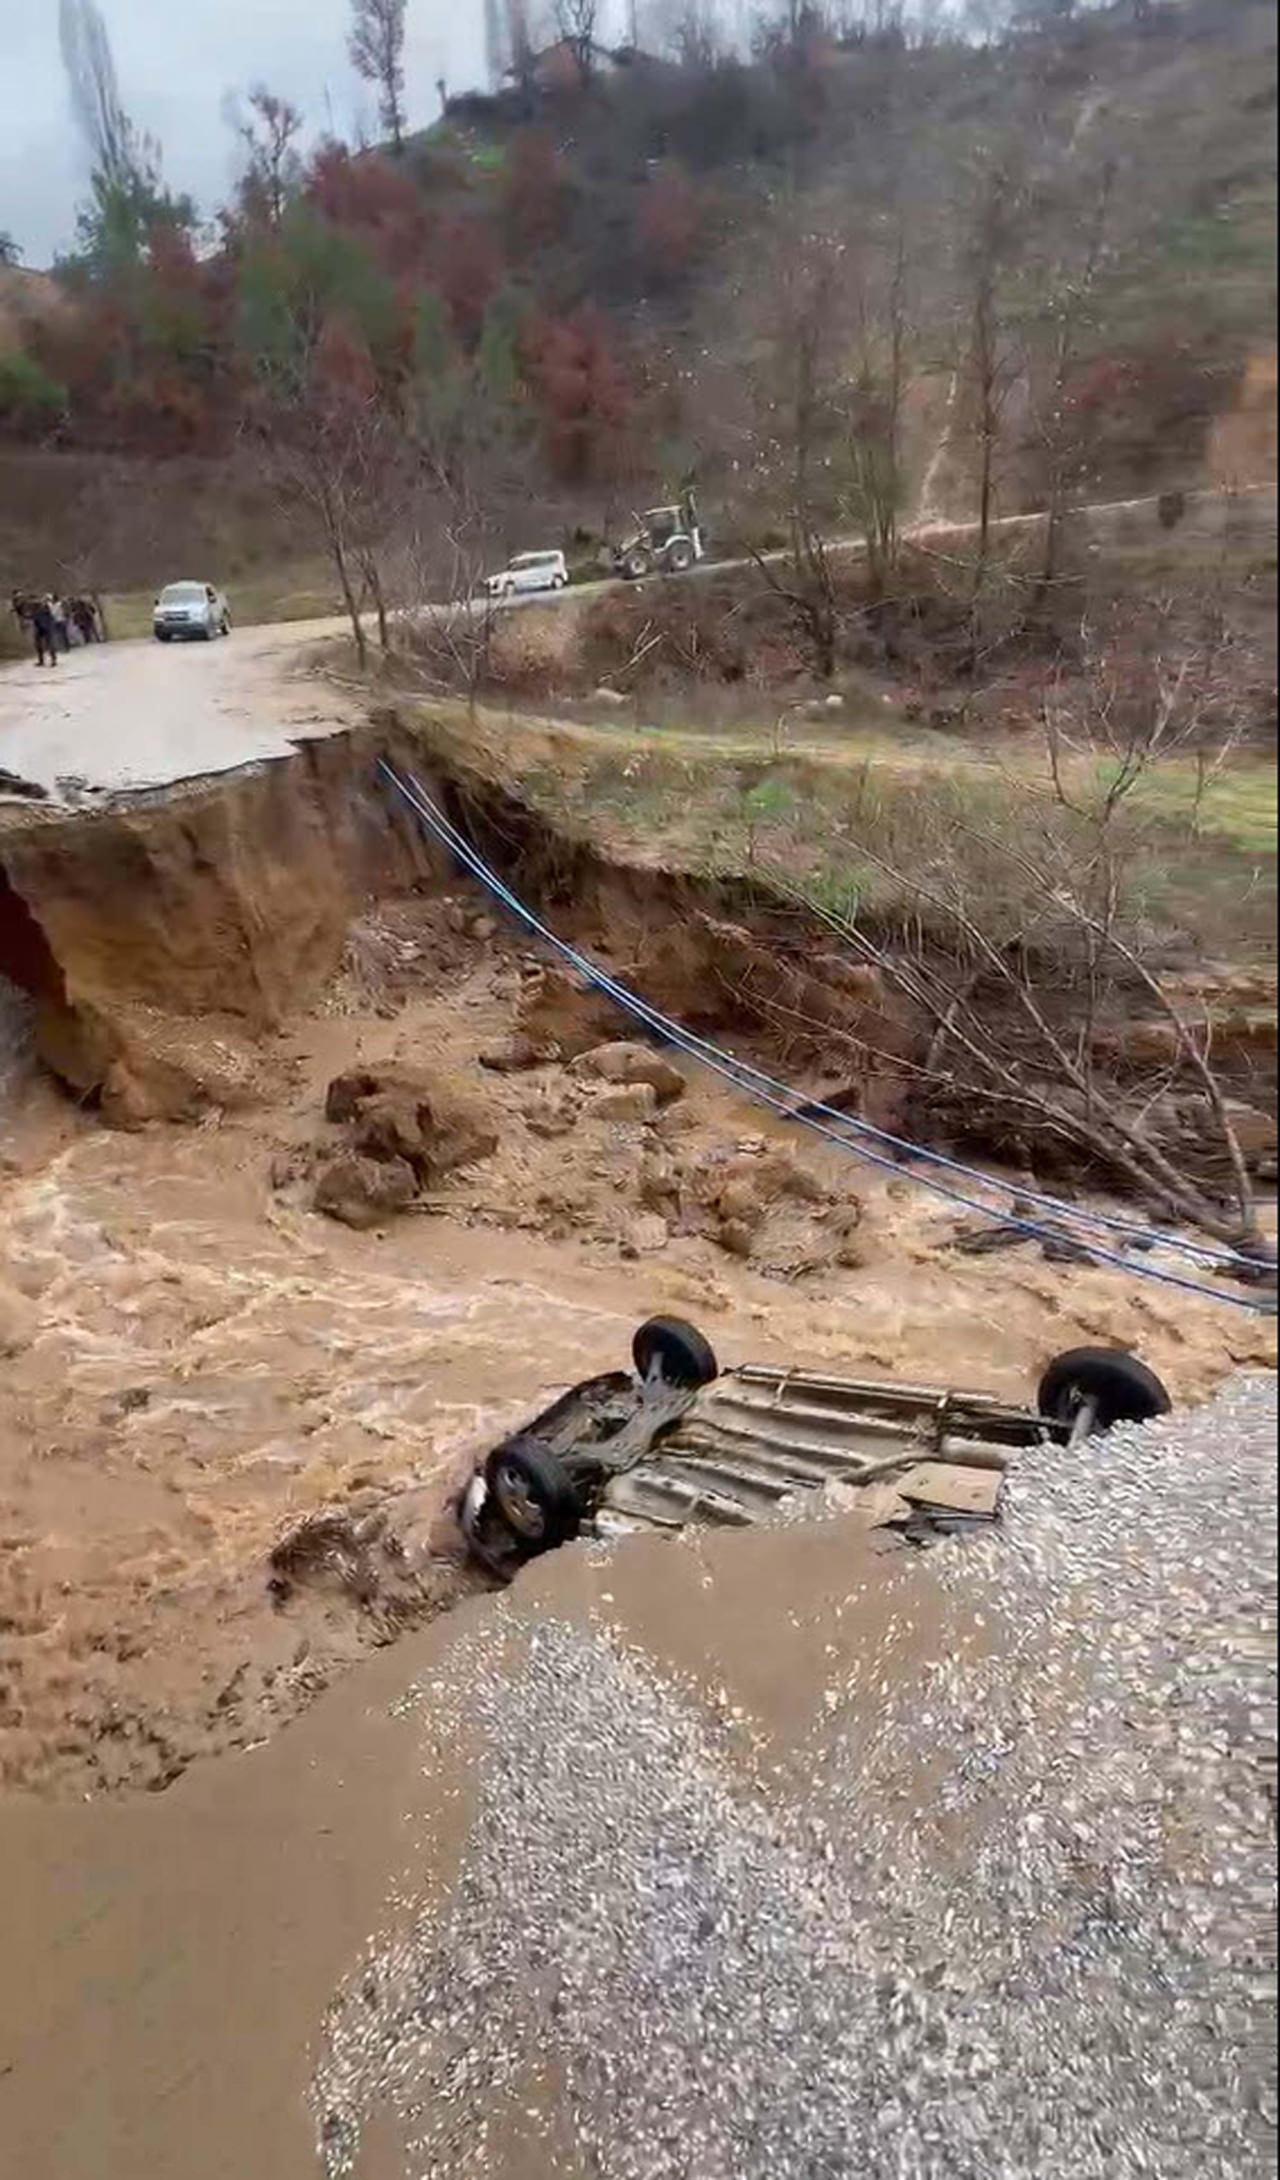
[483,550,569,600]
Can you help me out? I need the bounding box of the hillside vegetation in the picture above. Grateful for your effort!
[0,0,1275,621]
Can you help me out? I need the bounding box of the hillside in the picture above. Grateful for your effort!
[0,0,1275,610]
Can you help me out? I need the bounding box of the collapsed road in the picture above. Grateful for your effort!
[0,1374,1273,2179]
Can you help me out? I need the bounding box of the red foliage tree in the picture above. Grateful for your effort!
[523,304,632,482]
[305,144,433,282]
[434,216,503,343]
[636,165,704,290]
[501,130,570,255]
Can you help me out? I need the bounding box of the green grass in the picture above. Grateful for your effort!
[1126,760,1278,855]
[439,701,1276,968]
[102,564,345,641]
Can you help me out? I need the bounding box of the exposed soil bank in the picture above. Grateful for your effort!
[0,725,443,1121]
[1,801,1273,1801]
[3,709,1275,1190]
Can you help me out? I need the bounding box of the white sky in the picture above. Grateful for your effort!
[0,0,493,266]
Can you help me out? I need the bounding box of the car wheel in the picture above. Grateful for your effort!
[485,1436,582,1553]
[155,630,170,643]
[623,551,650,581]
[666,539,694,573]
[632,1316,719,1389]
[1037,1347,1172,1435]
[221,616,231,636]
[553,574,567,589]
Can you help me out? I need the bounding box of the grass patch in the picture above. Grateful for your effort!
[102,564,344,641]
[1125,760,1277,856]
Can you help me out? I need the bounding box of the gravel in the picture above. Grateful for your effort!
[312,1374,1277,2179]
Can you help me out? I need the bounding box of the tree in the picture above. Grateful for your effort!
[59,0,194,274]
[233,86,304,230]
[728,217,858,680]
[0,233,22,267]
[554,0,600,82]
[238,207,404,662]
[0,353,68,436]
[348,0,409,154]
[1024,158,1115,592]
[523,305,633,484]
[835,223,911,596]
[962,151,1025,578]
[786,613,1264,1248]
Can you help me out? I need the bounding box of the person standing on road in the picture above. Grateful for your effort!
[31,594,59,667]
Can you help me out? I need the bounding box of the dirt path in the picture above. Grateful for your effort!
[0,616,361,796]
[5,483,1271,801]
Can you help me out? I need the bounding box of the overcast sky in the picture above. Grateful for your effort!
[0,1,493,268]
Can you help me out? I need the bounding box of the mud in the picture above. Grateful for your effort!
[0,888,1272,1800]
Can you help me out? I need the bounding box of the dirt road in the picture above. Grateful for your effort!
[0,616,361,797]
[5,483,1269,800]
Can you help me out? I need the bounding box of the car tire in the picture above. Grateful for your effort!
[623,552,650,581]
[485,1435,582,1553]
[221,616,231,636]
[1037,1347,1172,1434]
[632,1316,719,1389]
[666,540,694,573]
[155,630,170,643]
[553,574,567,589]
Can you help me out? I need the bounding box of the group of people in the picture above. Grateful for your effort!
[11,588,106,667]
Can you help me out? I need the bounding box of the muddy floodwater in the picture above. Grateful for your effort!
[0,609,1274,2178]
[1,898,1272,1798]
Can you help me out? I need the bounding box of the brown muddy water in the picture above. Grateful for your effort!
[0,890,1272,1801]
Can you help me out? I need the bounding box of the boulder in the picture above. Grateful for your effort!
[478,1036,558,1073]
[515,969,618,1060]
[522,1085,580,1139]
[325,1071,381,1124]
[313,1154,417,1230]
[323,1067,498,1183]
[570,1041,687,1103]
[592,1082,659,1123]
[621,1213,670,1258]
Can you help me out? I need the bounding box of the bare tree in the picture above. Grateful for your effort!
[349,0,409,153]
[555,0,600,81]
[59,0,133,187]
[962,153,1024,581]
[837,224,911,595]
[745,227,847,679]
[506,0,537,103]
[1026,158,1115,592]
[233,86,304,229]
[784,615,1264,1247]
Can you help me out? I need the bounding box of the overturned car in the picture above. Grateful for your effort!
[459,1316,1172,1579]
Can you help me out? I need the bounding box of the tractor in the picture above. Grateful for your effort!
[610,493,706,580]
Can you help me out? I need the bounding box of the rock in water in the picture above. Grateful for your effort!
[312,1154,417,1230]
[571,1041,687,1104]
